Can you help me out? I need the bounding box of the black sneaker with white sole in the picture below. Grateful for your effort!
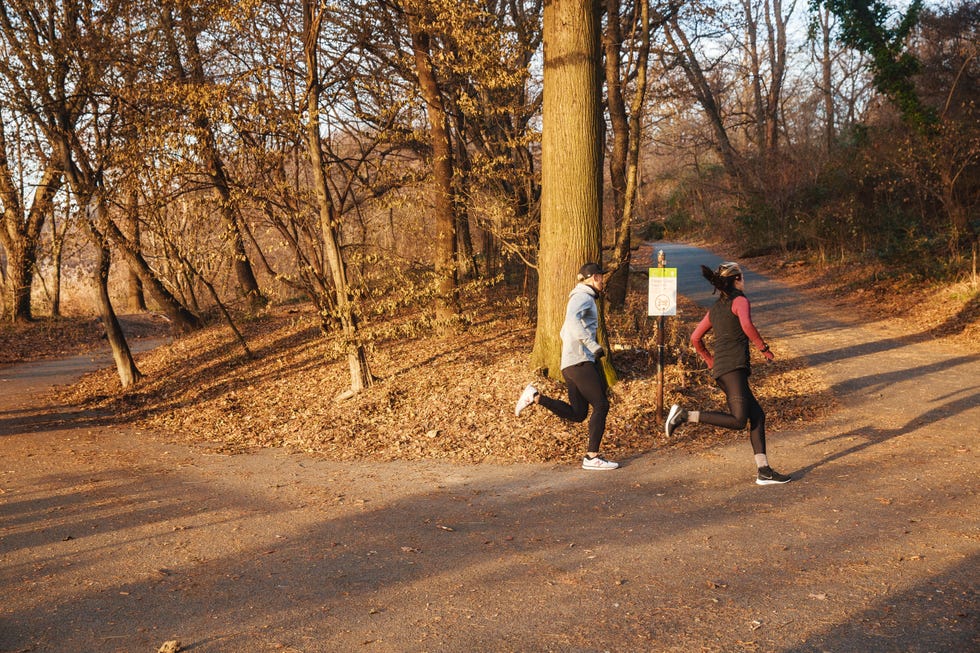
[665,404,687,438]
[756,466,792,485]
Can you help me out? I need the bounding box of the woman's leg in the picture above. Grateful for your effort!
[536,374,589,423]
[692,370,786,483]
[697,370,765,449]
[745,387,766,455]
[561,362,609,453]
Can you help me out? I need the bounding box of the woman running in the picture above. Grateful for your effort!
[515,262,618,470]
[664,261,791,485]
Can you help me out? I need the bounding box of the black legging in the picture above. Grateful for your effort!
[698,369,766,455]
[537,361,609,453]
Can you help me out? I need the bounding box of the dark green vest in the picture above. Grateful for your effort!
[707,293,750,379]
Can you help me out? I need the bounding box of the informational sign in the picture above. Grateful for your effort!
[648,267,677,316]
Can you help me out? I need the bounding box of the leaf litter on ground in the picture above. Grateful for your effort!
[12,252,978,465]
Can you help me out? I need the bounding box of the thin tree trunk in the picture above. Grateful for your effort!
[665,19,752,195]
[92,225,141,388]
[603,0,629,309]
[303,0,371,395]
[743,0,766,148]
[604,0,628,223]
[764,0,789,152]
[79,187,141,388]
[125,190,147,312]
[103,217,201,333]
[163,1,265,310]
[819,5,836,150]
[409,23,460,328]
[606,0,651,310]
[456,206,478,280]
[49,217,64,317]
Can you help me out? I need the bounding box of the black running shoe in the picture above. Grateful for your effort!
[665,404,687,438]
[756,466,792,485]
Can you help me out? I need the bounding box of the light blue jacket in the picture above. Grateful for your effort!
[559,283,603,370]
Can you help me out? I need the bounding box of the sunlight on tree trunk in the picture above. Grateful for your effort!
[532,0,605,380]
[409,21,461,330]
[0,146,61,322]
[303,0,372,395]
[93,230,141,388]
[163,1,266,311]
[125,190,147,312]
[606,0,652,310]
[82,194,141,388]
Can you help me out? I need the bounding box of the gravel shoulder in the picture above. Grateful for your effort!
[1,244,978,653]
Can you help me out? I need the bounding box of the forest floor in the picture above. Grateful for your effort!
[1,242,978,652]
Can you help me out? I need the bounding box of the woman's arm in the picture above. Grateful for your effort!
[563,292,603,355]
[732,296,774,360]
[690,312,714,368]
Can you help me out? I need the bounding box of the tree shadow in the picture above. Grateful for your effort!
[2,440,976,652]
[780,553,979,653]
[794,387,980,479]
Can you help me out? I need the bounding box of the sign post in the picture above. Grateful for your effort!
[648,251,677,421]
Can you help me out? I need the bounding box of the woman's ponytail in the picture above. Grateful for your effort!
[701,263,737,297]
[700,265,716,285]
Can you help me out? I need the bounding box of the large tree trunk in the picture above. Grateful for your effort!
[409,24,460,329]
[532,0,605,379]
[303,0,371,395]
[2,244,32,323]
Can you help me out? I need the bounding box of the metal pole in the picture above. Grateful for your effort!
[656,249,666,422]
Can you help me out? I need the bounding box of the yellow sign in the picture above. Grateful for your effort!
[648,268,677,316]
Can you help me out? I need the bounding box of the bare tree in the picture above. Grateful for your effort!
[604,0,658,308]
[405,7,461,327]
[302,0,373,395]
[0,136,61,321]
[156,0,266,310]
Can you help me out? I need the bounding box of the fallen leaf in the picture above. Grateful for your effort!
[157,641,181,653]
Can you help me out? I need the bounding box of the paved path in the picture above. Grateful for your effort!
[1,244,977,652]
[645,242,980,440]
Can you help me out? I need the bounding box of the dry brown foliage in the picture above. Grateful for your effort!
[42,287,830,464]
[10,253,976,465]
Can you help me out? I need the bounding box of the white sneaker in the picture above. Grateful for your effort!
[665,403,687,438]
[582,455,619,470]
[515,383,538,416]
